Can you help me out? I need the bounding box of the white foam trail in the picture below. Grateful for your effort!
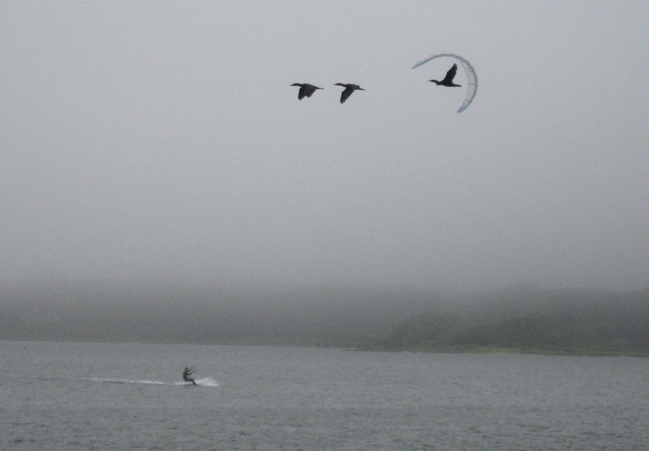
[195,377,219,387]
[86,377,219,387]
[173,377,219,387]
[89,378,167,385]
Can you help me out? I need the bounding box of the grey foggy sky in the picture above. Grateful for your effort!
[2,1,648,291]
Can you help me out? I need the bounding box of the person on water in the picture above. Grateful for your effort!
[183,366,197,385]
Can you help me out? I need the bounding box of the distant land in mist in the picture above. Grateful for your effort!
[2,281,649,356]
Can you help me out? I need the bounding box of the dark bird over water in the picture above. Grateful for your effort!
[290,83,323,100]
[334,83,365,104]
[429,64,461,87]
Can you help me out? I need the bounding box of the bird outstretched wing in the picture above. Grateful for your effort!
[441,64,458,85]
[340,87,352,104]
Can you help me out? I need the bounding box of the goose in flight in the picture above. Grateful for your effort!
[290,83,323,100]
[334,83,365,104]
[429,64,461,87]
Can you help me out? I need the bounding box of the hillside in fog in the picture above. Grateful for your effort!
[2,281,649,355]
[0,281,438,346]
[380,286,649,355]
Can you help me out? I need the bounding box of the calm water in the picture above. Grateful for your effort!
[1,341,648,450]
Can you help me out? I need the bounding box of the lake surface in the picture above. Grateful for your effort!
[1,341,648,450]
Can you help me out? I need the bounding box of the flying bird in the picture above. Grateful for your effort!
[334,83,365,104]
[290,83,323,100]
[429,64,461,87]
[413,53,477,112]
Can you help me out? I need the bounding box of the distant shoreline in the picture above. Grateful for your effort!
[358,344,649,357]
[3,338,648,357]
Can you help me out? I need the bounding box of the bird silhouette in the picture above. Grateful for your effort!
[290,83,323,100]
[334,83,365,104]
[429,64,461,87]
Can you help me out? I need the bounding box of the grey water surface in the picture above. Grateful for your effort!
[1,341,648,450]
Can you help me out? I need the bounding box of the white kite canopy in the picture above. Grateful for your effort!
[412,53,478,113]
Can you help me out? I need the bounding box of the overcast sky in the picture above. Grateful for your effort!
[2,1,648,292]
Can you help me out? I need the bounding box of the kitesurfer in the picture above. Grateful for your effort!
[183,366,197,386]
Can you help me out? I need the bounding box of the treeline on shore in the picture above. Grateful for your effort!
[2,281,649,355]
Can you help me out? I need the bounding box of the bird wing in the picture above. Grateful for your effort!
[339,87,352,104]
[302,84,318,98]
[441,64,458,85]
